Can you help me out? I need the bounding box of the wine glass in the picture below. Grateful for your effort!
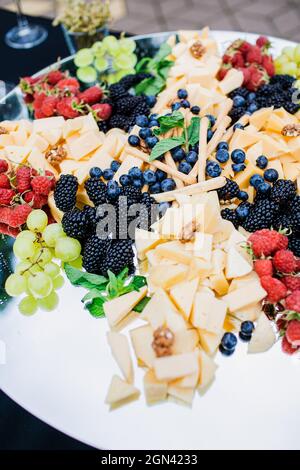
[5,0,48,49]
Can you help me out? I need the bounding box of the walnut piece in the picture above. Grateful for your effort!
[281,124,300,137]
[152,327,174,357]
[190,40,206,59]
[45,145,67,166]
[0,126,8,135]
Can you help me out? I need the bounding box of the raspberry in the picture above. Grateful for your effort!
[79,86,103,104]
[273,249,297,274]
[33,91,47,110]
[296,259,300,272]
[246,46,263,64]
[56,97,82,119]
[286,320,300,347]
[0,222,20,237]
[262,55,275,77]
[0,174,11,189]
[282,335,299,355]
[0,189,15,205]
[285,290,300,313]
[260,276,287,303]
[23,191,48,209]
[247,64,269,91]
[47,70,65,85]
[256,36,271,49]
[34,109,47,119]
[0,159,9,174]
[254,259,273,277]
[282,276,300,292]
[91,103,112,121]
[0,204,32,227]
[239,41,252,54]
[16,166,31,193]
[231,51,244,67]
[248,229,286,257]
[31,176,53,196]
[45,171,56,189]
[56,78,80,91]
[41,96,58,117]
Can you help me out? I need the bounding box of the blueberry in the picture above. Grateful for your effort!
[206,161,222,178]
[217,141,229,151]
[247,92,256,103]
[128,135,140,147]
[250,174,264,188]
[238,190,249,201]
[155,169,167,182]
[241,321,255,335]
[146,95,157,107]
[132,179,143,189]
[139,127,152,140]
[186,150,198,165]
[149,113,158,120]
[233,123,244,131]
[191,105,200,115]
[264,168,279,182]
[256,155,268,169]
[103,168,114,180]
[106,180,120,199]
[149,119,159,128]
[119,174,132,187]
[216,149,229,163]
[257,182,271,195]
[239,332,252,342]
[158,201,171,216]
[110,160,120,172]
[233,95,246,107]
[89,166,102,178]
[149,182,161,194]
[232,163,246,173]
[207,129,213,141]
[231,148,246,164]
[143,169,157,185]
[180,99,190,108]
[206,114,216,127]
[190,143,199,153]
[172,102,181,111]
[179,161,192,174]
[161,178,176,192]
[129,166,143,180]
[172,147,186,162]
[219,344,235,356]
[177,88,188,99]
[135,115,149,127]
[247,103,258,113]
[221,332,237,351]
[145,136,159,148]
[236,202,250,219]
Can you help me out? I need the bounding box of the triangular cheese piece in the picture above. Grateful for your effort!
[141,288,175,328]
[248,313,276,353]
[130,325,156,368]
[198,329,223,355]
[107,332,133,383]
[198,349,218,389]
[104,286,147,327]
[135,228,162,260]
[249,107,273,130]
[169,278,199,321]
[225,246,253,279]
[148,264,188,289]
[230,128,260,150]
[105,375,140,406]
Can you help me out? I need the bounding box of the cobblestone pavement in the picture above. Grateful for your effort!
[0,0,299,41]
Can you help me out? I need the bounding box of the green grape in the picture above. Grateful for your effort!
[18,296,38,316]
[103,35,119,55]
[5,273,27,297]
[74,48,94,67]
[13,237,36,260]
[28,272,53,299]
[44,262,60,278]
[92,41,106,56]
[94,56,109,72]
[113,53,137,70]
[294,44,300,63]
[76,66,97,84]
[118,38,136,54]
[42,223,65,247]
[68,256,83,270]
[15,261,32,277]
[281,61,298,76]
[282,46,295,60]
[55,237,81,262]
[105,73,118,84]
[53,275,65,290]
[27,210,48,232]
[31,247,53,266]
[16,230,36,243]
[38,291,59,311]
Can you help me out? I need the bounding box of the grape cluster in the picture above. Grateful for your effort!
[5,210,82,316]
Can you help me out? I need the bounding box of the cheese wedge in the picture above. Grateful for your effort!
[105,375,140,406]
[154,352,198,381]
[168,385,194,405]
[135,228,163,260]
[144,370,168,405]
[141,288,175,329]
[67,130,102,160]
[172,329,199,354]
[33,116,64,132]
[198,329,223,355]
[198,349,217,389]
[192,293,227,334]
[104,286,147,327]
[169,278,199,321]
[224,281,266,312]
[225,246,253,279]
[193,232,213,262]
[130,325,156,368]
[148,264,188,289]
[107,331,133,384]
[155,241,193,265]
[248,313,276,353]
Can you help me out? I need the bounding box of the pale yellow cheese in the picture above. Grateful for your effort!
[192,293,227,334]
[154,352,198,381]
[67,130,102,160]
[223,281,266,312]
[114,155,143,182]
[104,286,147,327]
[143,370,168,405]
[172,329,199,354]
[135,228,163,260]
[198,349,217,389]
[105,375,140,406]
[148,264,188,289]
[198,329,223,355]
[168,385,195,405]
[193,232,213,262]
[130,325,156,368]
[141,288,175,329]
[33,116,64,133]
[4,145,32,164]
[169,278,198,321]
[225,246,253,279]
[155,241,192,265]
[248,313,276,353]
[107,331,134,384]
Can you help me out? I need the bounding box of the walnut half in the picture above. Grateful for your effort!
[45,145,67,166]
[190,40,206,59]
[281,124,300,137]
[0,126,8,135]
[152,326,174,357]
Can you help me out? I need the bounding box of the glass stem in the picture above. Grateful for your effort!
[15,0,29,29]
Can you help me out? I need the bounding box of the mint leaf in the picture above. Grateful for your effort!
[154,111,184,136]
[85,297,105,318]
[135,57,151,73]
[64,264,108,289]
[187,117,200,146]
[152,43,172,63]
[133,296,151,313]
[81,289,106,304]
[131,275,147,290]
[157,60,174,80]
[135,76,165,96]
[149,136,185,161]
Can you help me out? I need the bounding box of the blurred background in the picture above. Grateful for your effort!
[0,0,300,40]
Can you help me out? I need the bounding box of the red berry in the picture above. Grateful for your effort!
[218,66,230,80]
[33,92,47,110]
[41,96,58,117]
[296,259,300,272]
[56,97,81,119]
[0,174,11,189]
[285,290,300,313]
[0,204,32,227]
[261,55,275,77]
[282,335,299,355]
[282,276,300,292]
[246,45,263,64]
[256,36,271,49]
[239,41,252,54]
[45,171,56,189]
[239,67,251,85]
[91,103,112,121]
[47,70,65,86]
[231,51,244,68]
[260,276,287,303]
[248,229,287,257]
[34,109,47,119]
[57,78,80,91]
[0,159,9,174]
[286,320,300,347]
[0,222,20,237]
[273,249,297,274]
[254,259,273,277]
[0,188,15,205]
[247,64,269,91]
[23,191,48,209]
[275,233,289,251]
[16,166,31,193]
[79,85,103,105]
[31,176,53,196]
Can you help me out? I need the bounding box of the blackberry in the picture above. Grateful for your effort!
[109,83,127,101]
[54,174,78,212]
[97,120,109,133]
[84,178,107,206]
[229,87,249,99]
[108,114,131,131]
[241,199,279,232]
[62,208,88,239]
[116,95,140,115]
[130,100,150,119]
[82,205,98,233]
[290,211,300,232]
[100,239,135,276]
[122,185,142,205]
[217,178,240,201]
[288,234,300,257]
[229,105,246,123]
[82,235,110,274]
[119,73,152,90]
[270,74,296,89]
[273,213,293,231]
[220,208,239,228]
[284,100,300,114]
[270,179,296,205]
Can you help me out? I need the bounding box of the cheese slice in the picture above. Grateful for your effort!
[4,145,32,164]
[141,288,175,329]
[135,228,163,260]
[107,331,133,384]
[248,313,276,353]
[33,116,64,132]
[169,278,198,321]
[155,241,193,265]
[198,349,217,389]
[193,232,213,262]
[144,370,168,405]
[172,329,199,354]
[154,352,198,381]
[225,246,253,279]
[249,107,273,130]
[130,325,156,368]
[192,293,227,334]
[104,286,147,327]
[67,130,102,160]
[105,375,140,406]
[224,281,266,312]
[148,264,188,289]
[198,329,223,355]
[114,155,143,182]
[168,385,195,405]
